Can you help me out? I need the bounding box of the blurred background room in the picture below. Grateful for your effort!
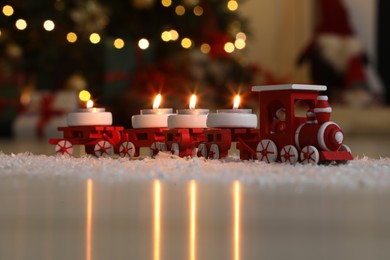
[0,0,389,157]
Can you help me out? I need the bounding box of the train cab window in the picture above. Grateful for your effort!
[167,133,173,142]
[270,107,286,134]
[207,134,214,142]
[216,134,222,141]
[294,100,310,118]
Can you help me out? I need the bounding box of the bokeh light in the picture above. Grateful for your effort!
[161,0,172,7]
[114,38,125,49]
[79,90,91,102]
[224,42,235,53]
[67,32,77,43]
[181,38,192,49]
[193,6,203,16]
[15,19,27,30]
[89,33,101,44]
[227,0,238,11]
[43,20,55,31]
[2,5,14,16]
[200,43,210,54]
[175,5,185,16]
[138,38,150,50]
[234,39,246,49]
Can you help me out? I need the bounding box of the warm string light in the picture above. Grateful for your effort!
[43,20,55,31]
[15,19,27,30]
[89,33,101,44]
[113,38,125,49]
[79,90,91,102]
[2,5,14,16]
[227,0,239,11]
[138,38,150,50]
[4,3,247,53]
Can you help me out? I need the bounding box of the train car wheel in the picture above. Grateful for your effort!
[94,140,112,157]
[280,145,298,164]
[336,144,352,165]
[209,144,220,159]
[300,145,319,164]
[256,139,277,163]
[55,140,73,156]
[197,143,208,158]
[171,143,180,156]
[119,141,136,158]
[150,142,167,157]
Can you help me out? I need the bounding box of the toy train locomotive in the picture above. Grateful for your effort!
[49,84,353,164]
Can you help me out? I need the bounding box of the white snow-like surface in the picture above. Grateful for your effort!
[1,152,390,190]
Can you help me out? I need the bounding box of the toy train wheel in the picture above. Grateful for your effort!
[209,144,220,159]
[94,140,112,157]
[336,144,352,165]
[280,145,298,164]
[197,143,208,158]
[171,143,180,156]
[119,141,136,158]
[300,145,319,164]
[256,139,277,163]
[55,140,73,156]
[150,142,167,157]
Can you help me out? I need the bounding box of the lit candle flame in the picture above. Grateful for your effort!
[233,95,240,109]
[189,94,197,110]
[86,100,94,109]
[153,94,162,109]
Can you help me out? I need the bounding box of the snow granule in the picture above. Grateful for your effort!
[0,152,389,190]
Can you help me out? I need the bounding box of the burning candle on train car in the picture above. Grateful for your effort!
[132,94,174,128]
[67,100,113,126]
[207,95,257,128]
[168,94,209,128]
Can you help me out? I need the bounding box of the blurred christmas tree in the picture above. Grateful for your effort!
[1,0,257,127]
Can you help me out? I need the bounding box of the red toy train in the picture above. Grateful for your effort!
[49,84,353,164]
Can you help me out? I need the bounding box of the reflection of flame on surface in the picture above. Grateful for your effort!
[189,180,197,260]
[86,100,94,109]
[234,181,241,260]
[86,178,93,260]
[189,94,197,110]
[154,180,161,260]
[153,94,162,109]
[233,95,240,109]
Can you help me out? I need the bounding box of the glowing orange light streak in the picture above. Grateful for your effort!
[154,180,161,260]
[190,180,197,260]
[86,178,93,260]
[234,181,241,260]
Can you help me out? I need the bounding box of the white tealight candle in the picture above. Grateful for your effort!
[168,94,209,128]
[207,95,257,128]
[67,100,113,126]
[131,94,174,128]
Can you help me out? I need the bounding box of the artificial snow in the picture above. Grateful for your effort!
[0,152,389,190]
